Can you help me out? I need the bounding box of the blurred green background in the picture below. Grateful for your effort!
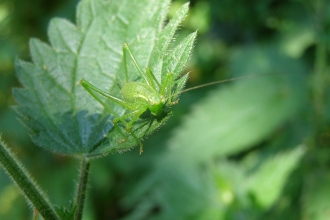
[1,0,330,219]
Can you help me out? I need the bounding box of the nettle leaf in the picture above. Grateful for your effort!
[13,0,194,156]
[163,74,306,165]
[161,44,308,164]
[248,146,305,208]
[149,2,189,81]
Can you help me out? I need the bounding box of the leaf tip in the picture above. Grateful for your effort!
[182,1,190,8]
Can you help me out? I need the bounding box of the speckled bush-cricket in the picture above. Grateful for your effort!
[80,44,254,155]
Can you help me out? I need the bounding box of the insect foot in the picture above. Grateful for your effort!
[125,126,144,155]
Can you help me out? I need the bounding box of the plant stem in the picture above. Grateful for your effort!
[74,155,90,220]
[0,138,60,220]
[33,208,39,220]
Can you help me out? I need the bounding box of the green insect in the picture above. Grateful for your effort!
[80,44,181,155]
[80,44,254,155]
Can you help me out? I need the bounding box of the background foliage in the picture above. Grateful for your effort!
[0,0,330,219]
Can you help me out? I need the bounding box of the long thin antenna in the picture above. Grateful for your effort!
[170,74,273,99]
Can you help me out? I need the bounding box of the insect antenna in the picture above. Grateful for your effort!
[166,74,273,103]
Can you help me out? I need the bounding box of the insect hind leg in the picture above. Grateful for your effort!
[113,109,146,155]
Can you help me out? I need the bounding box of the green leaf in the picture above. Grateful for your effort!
[13,0,194,156]
[161,45,308,164]
[248,146,305,208]
[162,31,196,80]
[302,169,330,220]
[148,2,190,81]
[56,203,76,220]
[163,75,305,164]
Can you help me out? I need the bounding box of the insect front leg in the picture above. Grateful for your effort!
[160,72,179,105]
[160,72,173,95]
[123,44,159,90]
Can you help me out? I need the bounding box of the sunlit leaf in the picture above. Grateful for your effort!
[13,0,194,156]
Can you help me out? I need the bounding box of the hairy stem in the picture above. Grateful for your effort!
[0,138,59,220]
[74,155,90,220]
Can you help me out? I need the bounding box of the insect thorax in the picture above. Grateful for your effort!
[121,82,163,115]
